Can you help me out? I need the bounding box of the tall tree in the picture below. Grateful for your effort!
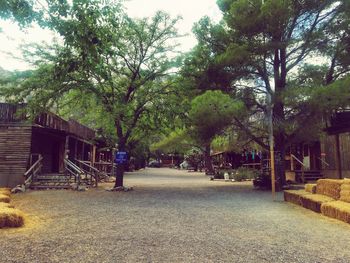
[0,1,181,188]
[193,0,350,187]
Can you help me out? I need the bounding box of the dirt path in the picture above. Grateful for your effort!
[1,168,350,263]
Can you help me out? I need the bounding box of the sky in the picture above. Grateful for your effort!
[0,0,222,71]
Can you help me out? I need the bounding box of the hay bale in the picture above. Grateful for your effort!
[300,194,334,213]
[0,205,24,228]
[316,179,343,199]
[0,188,11,197]
[321,201,350,224]
[0,194,11,203]
[0,202,15,209]
[305,184,317,194]
[340,183,350,203]
[284,190,310,205]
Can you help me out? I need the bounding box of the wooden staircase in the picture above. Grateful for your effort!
[295,170,323,183]
[30,173,73,189]
[24,157,103,190]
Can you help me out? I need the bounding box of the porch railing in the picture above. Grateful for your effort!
[291,154,307,183]
[74,159,106,186]
[24,154,43,187]
[64,158,84,186]
[317,157,330,168]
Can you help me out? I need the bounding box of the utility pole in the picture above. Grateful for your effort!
[267,93,276,201]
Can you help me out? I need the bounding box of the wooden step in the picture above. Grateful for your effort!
[294,170,323,183]
[30,185,72,190]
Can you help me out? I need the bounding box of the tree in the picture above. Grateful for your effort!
[193,0,350,187]
[0,0,40,27]
[0,1,181,188]
[188,90,243,172]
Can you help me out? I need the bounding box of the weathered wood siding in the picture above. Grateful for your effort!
[340,132,350,170]
[0,125,32,187]
[321,135,337,170]
[321,132,350,178]
[31,128,66,173]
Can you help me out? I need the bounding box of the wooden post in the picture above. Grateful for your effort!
[335,134,342,179]
[74,139,78,160]
[81,141,85,161]
[92,145,96,166]
[268,94,276,201]
[65,136,69,156]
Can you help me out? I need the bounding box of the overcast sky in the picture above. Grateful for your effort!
[0,0,222,71]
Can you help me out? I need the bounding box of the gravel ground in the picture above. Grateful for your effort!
[1,168,350,263]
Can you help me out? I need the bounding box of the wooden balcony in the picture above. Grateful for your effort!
[0,103,95,140]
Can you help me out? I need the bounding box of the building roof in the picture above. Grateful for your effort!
[0,103,95,141]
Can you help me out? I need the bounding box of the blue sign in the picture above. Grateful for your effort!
[115,151,128,164]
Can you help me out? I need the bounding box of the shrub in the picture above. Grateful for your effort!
[233,167,259,182]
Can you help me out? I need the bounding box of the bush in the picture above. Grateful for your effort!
[233,167,259,182]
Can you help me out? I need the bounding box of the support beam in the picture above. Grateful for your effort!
[74,139,78,161]
[335,134,342,179]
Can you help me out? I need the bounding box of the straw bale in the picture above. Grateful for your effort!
[300,194,334,213]
[0,188,11,197]
[0,202,15,209]
[316,179,343,199]
[340,183,350,203]
[0,205,24,228]
[0,194,11,203]
[321,201,350,224]
[284,190,310,205]
[305,184,317,194]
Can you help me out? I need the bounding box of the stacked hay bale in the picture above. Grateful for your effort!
[299,179,342,213]
[284,190,310,205]
[285,179,350,224]
[315,179,343,199]
[300,194,334,213]
[305,184,317,194]
[284,184,317,206]
[321,181,350,224]
[0,188,24,228]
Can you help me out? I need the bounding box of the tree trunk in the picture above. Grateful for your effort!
[114,163,124,187]
[272,47,287,190]
[204,144,213,174]
[114,141,126,188]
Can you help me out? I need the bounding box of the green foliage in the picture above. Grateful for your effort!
[233,167,259,181]
[150,128,194,154]
[189,90,243,144]
[0,0,40,27]
[311,76,350,112]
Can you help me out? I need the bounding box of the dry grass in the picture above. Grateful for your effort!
[316,179,343,199]
[0,188,11,197]
[340,183,350,203]
[321,201,350,224]
[0,204,24,228]
[284,190,310,205]
[0,194,11,203]
[305,184,317,194]
[300,194,335,213]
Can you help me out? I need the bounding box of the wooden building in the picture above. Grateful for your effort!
[285,142,323,182]
[284,110,350,182]
[322,110,350,179]
[0,103,97,188]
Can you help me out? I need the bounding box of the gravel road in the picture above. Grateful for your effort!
[1,168,350,263]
